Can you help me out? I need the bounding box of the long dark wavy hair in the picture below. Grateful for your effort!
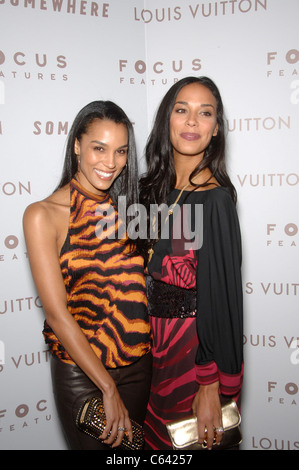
[55,100,139,235]
[138,76,237,259]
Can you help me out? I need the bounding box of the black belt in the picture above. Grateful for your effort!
[146,277,197,319]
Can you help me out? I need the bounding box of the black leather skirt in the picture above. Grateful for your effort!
[50,352,152,450]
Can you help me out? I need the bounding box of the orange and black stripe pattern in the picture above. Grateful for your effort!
[43,179,151,367]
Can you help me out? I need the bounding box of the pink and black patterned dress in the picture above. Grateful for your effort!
[144,187,244,450]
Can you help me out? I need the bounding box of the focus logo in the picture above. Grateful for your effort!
[266,222,298,247]
[118,58,202,86]
[0,50,68,82]
[266,48,299,79]
[0,399,52,435]
[268,381,298,405]
[0,233,30,262]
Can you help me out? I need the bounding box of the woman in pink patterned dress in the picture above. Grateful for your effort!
[137,77,244,450]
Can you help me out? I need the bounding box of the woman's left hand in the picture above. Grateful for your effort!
[192,381,223,450]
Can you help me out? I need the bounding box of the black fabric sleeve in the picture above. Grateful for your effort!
[195,188,243,378]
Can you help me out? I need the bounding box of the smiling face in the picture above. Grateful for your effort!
[169,82,219,165]
[74,118,128,195]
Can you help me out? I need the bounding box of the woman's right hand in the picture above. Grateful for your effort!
[100,387,133,447]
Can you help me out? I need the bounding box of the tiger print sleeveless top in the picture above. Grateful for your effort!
[43,178,151,368]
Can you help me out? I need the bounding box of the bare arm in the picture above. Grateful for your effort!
[23,202,132,446]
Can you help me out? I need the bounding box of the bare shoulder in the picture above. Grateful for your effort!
[23,185,70,237]
[23,200,52,231]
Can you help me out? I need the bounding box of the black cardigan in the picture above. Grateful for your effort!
[195,188,243,382]
[147,186,244,394]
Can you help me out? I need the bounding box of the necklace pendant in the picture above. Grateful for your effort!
[148,247,154,262]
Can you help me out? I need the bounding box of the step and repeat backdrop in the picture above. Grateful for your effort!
[0,0,298,450]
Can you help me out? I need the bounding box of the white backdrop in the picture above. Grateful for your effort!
[0,0,298,451]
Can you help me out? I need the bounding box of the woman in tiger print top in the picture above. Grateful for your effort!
[43,178,151,368]
[23,101,152,450]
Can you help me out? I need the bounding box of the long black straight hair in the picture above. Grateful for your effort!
[56,100,139,212]
[138,76,237,259]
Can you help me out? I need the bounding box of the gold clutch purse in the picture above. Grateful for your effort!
[76,396,144,450]
[166,399,242,450]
